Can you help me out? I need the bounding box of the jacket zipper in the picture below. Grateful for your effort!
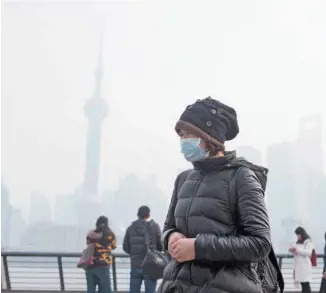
[185,175,205,236]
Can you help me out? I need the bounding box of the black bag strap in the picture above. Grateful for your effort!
[136,221,151,250]
[143,223,151,248]
[227,167,242,224]
[165,169,191,223]
[227,166,284,293]
[177,169,192,193]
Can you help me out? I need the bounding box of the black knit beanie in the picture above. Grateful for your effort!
[175,97,239,145]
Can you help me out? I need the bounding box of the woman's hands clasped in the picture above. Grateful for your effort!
[168,232,196,263]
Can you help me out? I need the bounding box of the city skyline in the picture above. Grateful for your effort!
[2,0,326,254]
[2,111,325,253]
[2,113,325,219]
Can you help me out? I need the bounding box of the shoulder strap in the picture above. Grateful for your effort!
[228,167,242,224]
[177,170,191,193]
[141,222,151,248]
[228,166,284,293]
[132,221,151,248]
[162,170,191,236]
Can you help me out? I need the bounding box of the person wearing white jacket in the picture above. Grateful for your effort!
[289,227,314,293]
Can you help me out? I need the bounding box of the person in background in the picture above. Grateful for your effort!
[320,232,326,293]
[85,216,117,293]
[324,232,326,276]
[123,206,162,293]
[289,227,314,293]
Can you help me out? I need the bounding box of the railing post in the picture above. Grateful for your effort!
[112,256,117,292]
[1,256,7,290]
[278,256,283,270]
[2,255,11,290]
[57,256,65,291]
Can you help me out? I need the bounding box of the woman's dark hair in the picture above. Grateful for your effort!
[295,226,310,244]
[206,140,225,156]
[95,215,115,237]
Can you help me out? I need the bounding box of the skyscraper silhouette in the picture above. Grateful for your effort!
[236,146,262,165]
[296,115,323,174]
[82,30,108,197]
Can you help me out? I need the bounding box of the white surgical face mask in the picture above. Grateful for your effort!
[180,138,208,162]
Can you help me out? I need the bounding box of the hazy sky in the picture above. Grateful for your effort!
[2,0,326,212]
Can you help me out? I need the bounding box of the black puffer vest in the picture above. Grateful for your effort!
[159,152,274,293]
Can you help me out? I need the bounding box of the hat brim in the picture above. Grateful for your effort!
[175,120,224,147]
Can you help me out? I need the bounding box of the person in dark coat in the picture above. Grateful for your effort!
[123,206,162,293]
[158,97,283,293]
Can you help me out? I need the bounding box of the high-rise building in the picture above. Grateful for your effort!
[237,146,262,165]
[29,191,52,224]
[1,180,13,248]
[1,180,25,249]
[296,115,323,174]
[267,116,325,251]
[9,208,25,249]
[266,141,298,251]
[54,193,78,225]
[294,115,324,242]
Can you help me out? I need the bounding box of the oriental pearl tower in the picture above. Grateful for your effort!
[82,31,108,197]
[78,30,108,226]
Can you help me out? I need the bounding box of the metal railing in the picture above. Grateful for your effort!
[1,251,324,292]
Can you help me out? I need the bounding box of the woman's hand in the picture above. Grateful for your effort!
[171,238,196,262]
[289,247,297,254]
[168,232,185,255]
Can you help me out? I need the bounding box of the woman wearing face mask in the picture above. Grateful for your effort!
[158,97,283,293]
[289,227,314,293]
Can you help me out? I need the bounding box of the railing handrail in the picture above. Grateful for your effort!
[1,250,324,292]
[2,250,324,258]
[1,251,127,258]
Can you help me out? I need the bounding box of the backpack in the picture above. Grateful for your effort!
[228,161,284,293]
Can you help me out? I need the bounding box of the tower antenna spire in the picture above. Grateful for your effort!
[94,20,105,99]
